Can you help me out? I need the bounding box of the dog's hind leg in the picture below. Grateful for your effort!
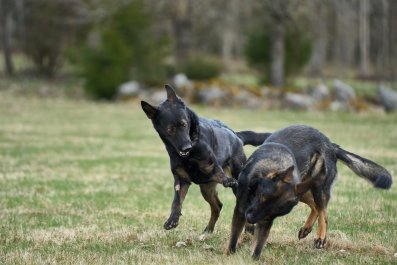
[314,207,328,249]
[312,154,337,249]
[312,175,332,249]
[298,191,318,240]
[199,182,223,239]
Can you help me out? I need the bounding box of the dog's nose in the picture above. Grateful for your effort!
[179,144,192,157]
[181,145,192,153]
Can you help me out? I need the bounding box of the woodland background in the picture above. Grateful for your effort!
[1,0,396,101]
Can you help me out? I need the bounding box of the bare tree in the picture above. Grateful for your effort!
[389,0,397,80]
[359,0,370,77]
[23,0,85,77]
[264,1,295,87]
[307,1,329,77]
[377,0,389,78]
[270,17,285,87]
[218,0,242,72]
[331,0,358,72]
[170,0,191,66]
[0,0,15,75]
[15,0,25,48]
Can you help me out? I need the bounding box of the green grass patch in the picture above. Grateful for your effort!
[289,77,397,99]
[0,93,396,264]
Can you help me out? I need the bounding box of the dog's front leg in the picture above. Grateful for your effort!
[225,206,246,255]
[251,219,273,260]
[210,162,238,188]
[164,178,190,230]
[194,143,238,188]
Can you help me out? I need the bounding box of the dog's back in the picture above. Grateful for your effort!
[264,125,336,178]
[199,118,244,165]
[227,124,392,259]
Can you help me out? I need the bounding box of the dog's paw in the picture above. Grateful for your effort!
[224,245,236,256]
[223,177,238,188]
[314,237,326,249]
[202,226,214,234]
[164,216,179,230]
[198,233,212,241]
[298,227,312,240]
[251,252,261,261]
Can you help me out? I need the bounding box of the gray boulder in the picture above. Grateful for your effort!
[173,73,193,90]
[284,92,315,110]
[197,86,228,106]
[334,80,356,102]
[378,85,397,112]
[260,86,271,97]
[235,90,263,109]
[310,83,330,101]
[329,100,349,111]
[117,81,142,98]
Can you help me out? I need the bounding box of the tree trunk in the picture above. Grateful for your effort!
[389,1,397,80]
[15,0,26,47]
[172,0,190,66]
[308,1,328,77]
[359,0,370,77]
[0,0,15,76]
[332,0,357,72]
[378,0,389,78]
[221,0,239,72]
[222,29,234,72]
[270,18,284,88]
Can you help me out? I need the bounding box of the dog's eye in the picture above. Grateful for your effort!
[167,126,176,135]
[180,121,187,127]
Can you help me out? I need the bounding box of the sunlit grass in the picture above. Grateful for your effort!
[0,93,396,264]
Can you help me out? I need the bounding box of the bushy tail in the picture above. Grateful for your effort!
[334,144,392,189]
[236,131,271,146]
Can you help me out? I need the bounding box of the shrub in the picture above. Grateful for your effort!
[23,0,82,77]
[245,25,312,83]
[81,0,168,99]
[181,57,221,80]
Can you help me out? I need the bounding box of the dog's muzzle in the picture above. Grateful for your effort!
[179,145,192,157]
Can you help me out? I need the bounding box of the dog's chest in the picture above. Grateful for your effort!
[176,159,216,184]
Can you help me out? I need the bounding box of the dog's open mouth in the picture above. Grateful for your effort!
[179,151,190,157]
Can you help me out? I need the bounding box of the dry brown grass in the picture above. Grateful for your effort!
[1,93,396,264]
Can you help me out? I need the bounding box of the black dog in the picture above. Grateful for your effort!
[141,85,270,235]
[226,125,392,260]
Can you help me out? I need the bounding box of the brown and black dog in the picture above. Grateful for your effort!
[226,125,392,260]
[141,85,270,237]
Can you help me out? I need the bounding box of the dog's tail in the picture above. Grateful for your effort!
[236,131,271,146]
[334,144,392,189]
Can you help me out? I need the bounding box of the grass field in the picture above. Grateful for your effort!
[1,92,396,264]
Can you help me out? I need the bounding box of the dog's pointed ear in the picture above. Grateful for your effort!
[187,108,199,142]
[279,165,294,183]
[141,101,158,119]
[165,84,178,102]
